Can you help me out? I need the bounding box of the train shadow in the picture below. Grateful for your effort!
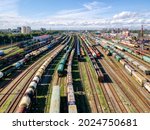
[78,57,86,62]
[75,93,91,113]
[96,60,113,83]
[60,96,68,113]
[72,55,91,113]
[32,97,47,113]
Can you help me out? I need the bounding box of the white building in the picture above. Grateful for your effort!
[26,26,31,34]
[21,26,31,34]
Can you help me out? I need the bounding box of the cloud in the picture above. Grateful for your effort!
[0,1,150,30]
[113,11,138,19]
[0,0,19,15]
[0,1,112,29]
[111,11,150,27]
[83,1,100,10]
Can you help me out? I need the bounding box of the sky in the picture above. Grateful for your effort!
[0,0,150,30]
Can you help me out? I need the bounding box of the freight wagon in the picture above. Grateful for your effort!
[144,82,150,92]
[50,85,60,113]
[0,65,16,78]
[68,105,77,113]
[132,71,147,86]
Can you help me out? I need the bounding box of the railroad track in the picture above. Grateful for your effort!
[80,37,108,113]
[86,43,128,112]
[123,51,150,79]
[124,52,150,68]
[125,60,150,80]
[5,74,35,113]
[101,57,150,112]
[106,82,128,112]
[109,57,150,110]
[96,58,127,113]
[98,81,115,112]
[83,37,149,113]
[84,62,102,113]
[101,58,142,112]
[98,46,150,111]
[0,44,64,112]
[99,81,127,113]
[8,45,66,113]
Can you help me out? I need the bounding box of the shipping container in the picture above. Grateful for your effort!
[112,52,117,58]
[124,55,129,59]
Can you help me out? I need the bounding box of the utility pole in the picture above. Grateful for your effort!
[11,37,13,48]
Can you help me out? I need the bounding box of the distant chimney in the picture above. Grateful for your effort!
[141,25,144,37]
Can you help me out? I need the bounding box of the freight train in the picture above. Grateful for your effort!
[76,37,80,59]
[119,59,150,92]
[101,38,150,63]
[80,35,101,58]
[108,46,150,75]
[67,49,77,113]
[0,35,67,69]
[100,40,150,75]
[0,36,65,79]
[99,40,150,93]
[79,36,104,82]
[57,37,74,76]
[16,43,67,113]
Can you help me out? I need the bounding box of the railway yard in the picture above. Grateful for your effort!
[0,32,150,113]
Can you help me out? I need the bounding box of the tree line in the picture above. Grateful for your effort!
[0,30,60,46]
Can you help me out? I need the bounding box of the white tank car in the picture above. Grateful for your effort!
[33,76,40,83]
[0,72,4,78]
[38,68,44,74]
[25,87,35,96]
[40,65,46,71]
[35,71,43,79]
[29,81,37,89]
[19,95,31,108]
